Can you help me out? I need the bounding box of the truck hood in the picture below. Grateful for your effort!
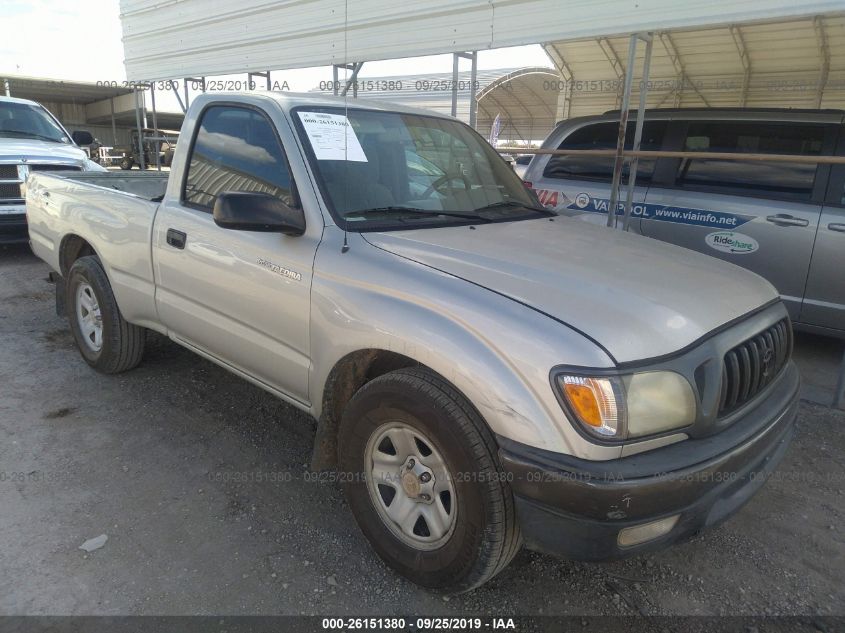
[0,138,87,165]
[364,217,778,363]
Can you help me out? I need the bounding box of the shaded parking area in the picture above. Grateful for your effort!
[0,243,843,616]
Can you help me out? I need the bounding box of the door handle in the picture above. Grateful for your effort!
[829,223,845,233]
[765,214,809,227]
[166,228,187,249]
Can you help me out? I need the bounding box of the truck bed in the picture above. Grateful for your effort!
[49,171,169,201]
[26,170,165,331]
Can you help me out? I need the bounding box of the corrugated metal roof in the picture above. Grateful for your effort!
[120,0,845,81]
[544,15,845,118]
[1,75,133,105]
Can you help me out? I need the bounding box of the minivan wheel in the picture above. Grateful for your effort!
[67,256,146,374]
[338,368,522,592]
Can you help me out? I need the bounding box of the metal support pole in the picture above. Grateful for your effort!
[133,89,146,171]
[622,33,653,232]
[172,83,186,113]
[606,34,638,228]
[150,83,161,171]
[451,53,460,117]
[333,66,339,96]
[248,71,271,90]
[835,346,845,410]
[183,78,190,110]
[109,97,117,146]
[340,63,363,98]
[469,52,478,129]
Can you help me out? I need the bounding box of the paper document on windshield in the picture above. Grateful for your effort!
[297,112,367,161]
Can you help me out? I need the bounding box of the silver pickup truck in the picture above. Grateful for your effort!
[26,92,799,591]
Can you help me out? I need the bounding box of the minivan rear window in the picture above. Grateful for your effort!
[542,121,666,183]
[676,122,827,201]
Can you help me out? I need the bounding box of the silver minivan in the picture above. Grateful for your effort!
[523,108,845,338]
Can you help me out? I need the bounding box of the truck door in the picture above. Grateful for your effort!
[801,128,845,333]
[153,103,318,404]
[641,120,833,321]
[530,120,666,229]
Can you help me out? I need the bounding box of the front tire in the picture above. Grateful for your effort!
[67,256,145,374]
[338,368,521,592]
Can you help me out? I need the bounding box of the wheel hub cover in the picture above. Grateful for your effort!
[401,471,421,498]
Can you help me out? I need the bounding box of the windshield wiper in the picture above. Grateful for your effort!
[472,200,550,214]
[0,130,65,143]
[347,206,491,222]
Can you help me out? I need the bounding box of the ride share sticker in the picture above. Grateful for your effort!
[297,111,367,162]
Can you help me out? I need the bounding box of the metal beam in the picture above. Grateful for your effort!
[656,32,711,108]
[606,34,639,228]
[182,77,205,110]
[332,62,364,98]
[596,37,625,108]
[658,32,685,107]
[622,33,653,232]
[469,52,478,129]
[248,70,271,90]
[150,83,161,171]
[729,25,751,107]
[109,97,117,146]
[449,52,476,122]
[451,53,461,117]
[543,43,575,121]
[133,89,145,170]
[172,83,186,113]
[813,15,830,108]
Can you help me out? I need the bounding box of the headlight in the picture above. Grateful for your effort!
[555,371,695,441]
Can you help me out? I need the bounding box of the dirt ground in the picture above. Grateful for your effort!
[1,243,843,617]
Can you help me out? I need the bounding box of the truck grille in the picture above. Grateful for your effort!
[0,183,23,200]
[29,164,82,173]
[718,319,791,416]
[0,163,81,202]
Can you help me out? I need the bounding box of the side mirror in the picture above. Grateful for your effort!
[72,130,94,146]
[212,191,306,235]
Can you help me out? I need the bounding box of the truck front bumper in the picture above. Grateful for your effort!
[0,207,28,244]
[499,361,799,561]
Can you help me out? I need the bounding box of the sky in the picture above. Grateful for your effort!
[1,0,553,112]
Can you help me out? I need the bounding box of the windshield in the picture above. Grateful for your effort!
[0,102,70,143]
[293,107,546,230]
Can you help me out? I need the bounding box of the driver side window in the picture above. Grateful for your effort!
[183,105,294,211]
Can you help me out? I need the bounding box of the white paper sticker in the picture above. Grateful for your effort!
[297,111,367,162]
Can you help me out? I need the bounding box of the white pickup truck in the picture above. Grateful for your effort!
[26,92,799,591]
[1,95,104,242]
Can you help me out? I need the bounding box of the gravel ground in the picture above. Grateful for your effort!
[0,243,843,617]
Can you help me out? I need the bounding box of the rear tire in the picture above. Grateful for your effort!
[66,256,145,374]
[338,368,521,592]
[120,157,133,170]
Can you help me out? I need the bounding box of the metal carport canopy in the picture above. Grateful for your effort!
[120,0,843,81]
